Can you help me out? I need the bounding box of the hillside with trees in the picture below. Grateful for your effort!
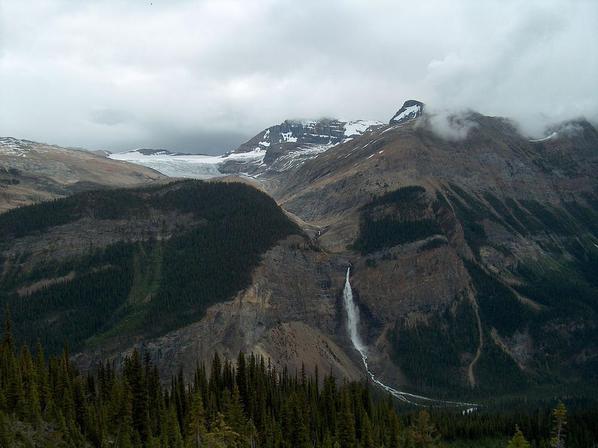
[0,180,299,354]
[0,320,597,447]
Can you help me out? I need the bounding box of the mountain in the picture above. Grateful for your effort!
[219,118,384,176]
[108,118,384,180]
[1,101,598,404]
[389,99,424,124]
[0,137,163,212]
[268,102,598,396]
[0,180,331,370]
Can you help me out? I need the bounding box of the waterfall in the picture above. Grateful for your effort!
[343,268,366,355]
[342,267,478,408]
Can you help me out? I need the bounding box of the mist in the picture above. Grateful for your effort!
[1,0,596,154]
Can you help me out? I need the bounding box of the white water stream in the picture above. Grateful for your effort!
[343,267,478,409]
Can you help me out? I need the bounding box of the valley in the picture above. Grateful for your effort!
[2,101,597,408]
[3,1,596,445]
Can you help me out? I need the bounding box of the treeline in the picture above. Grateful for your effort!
[0,321,419,448]
[1,320,598,447]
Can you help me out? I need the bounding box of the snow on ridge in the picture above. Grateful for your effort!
[280,131,298,143]
[529,131,558,143]
[0,137,33,157]
[343,120,384,137]
[391,104,421,123]
[270,142,336,172]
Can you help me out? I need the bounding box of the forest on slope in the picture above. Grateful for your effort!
[0,322,597,448]
[0,180,299,354]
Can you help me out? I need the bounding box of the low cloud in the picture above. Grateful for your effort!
[426,110,479,141]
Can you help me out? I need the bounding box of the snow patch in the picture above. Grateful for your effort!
[391,104,421,123]
[529,131,558,142]
[343,120,383,137]
[280,132,297,143]
[0,137,32,157]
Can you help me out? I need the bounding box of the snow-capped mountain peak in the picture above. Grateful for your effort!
[389,100,424,125]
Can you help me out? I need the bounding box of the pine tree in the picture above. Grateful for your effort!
[360,412,375,448]
[236,352,249,411]
[336,388,356,448]
[225,385,249,439]
[185,387,206,448]
[124,349,150,443]
[550,402,567,448]
[408,410,441,448]
[1,306,12,350]
[507,426,531,448]
[0,410,15,447]
[166,405,184,448]
[206,412,242,447]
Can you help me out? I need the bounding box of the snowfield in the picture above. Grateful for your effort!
[108,119,385,179]
[109,149,266,179]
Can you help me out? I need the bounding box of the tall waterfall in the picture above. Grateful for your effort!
[342,267,477,408]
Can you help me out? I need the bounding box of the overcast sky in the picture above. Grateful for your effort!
[1,0,597,154]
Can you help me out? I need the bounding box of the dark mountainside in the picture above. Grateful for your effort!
[0,181,299,355]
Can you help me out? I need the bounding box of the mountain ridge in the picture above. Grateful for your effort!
[0,136,164,212]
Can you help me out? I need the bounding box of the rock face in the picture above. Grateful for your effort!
[78,235,362,381]
[219,118,383,176]
[0,137,163,212]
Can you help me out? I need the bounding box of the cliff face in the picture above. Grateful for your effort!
[78,236,362,382]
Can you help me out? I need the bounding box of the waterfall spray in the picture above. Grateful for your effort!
[342,267,477,408]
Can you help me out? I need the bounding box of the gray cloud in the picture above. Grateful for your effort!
[0,0,596,154]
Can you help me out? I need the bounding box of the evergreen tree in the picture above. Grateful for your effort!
[360,412,375,448]
[408,410,441,448]
[550,402,567,448]
[0,410,15,447]
[507,426,531,448]
[336,388,356,448]
[185,387,206,447]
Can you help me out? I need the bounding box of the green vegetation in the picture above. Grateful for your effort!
[0,181,299,353]
[464,261,531,337]
[519,200,576,236]
[474,331,528,393]
[482,192,527,235]
[389,298,479,393]
[444,186,495,256]
[1,323,597,447]
[353,186,443,254]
